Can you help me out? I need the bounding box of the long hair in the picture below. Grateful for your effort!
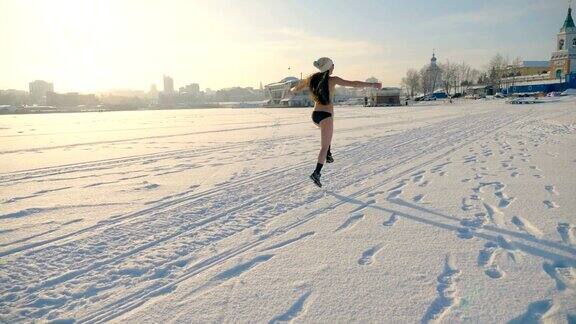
[308,70,331,105]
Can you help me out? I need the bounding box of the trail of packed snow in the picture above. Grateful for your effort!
[1,99,575,323]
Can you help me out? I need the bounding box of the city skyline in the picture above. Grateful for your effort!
[0,0,571,93]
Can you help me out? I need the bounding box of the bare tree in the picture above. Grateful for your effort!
[440,60,458,96]
[455,62,471,94]
[401,69,420,98]
[504,56,523,89]
[486,53,509,91]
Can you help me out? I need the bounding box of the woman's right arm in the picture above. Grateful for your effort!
[332,77,381,89]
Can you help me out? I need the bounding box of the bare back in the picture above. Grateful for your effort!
[312,77,338,114]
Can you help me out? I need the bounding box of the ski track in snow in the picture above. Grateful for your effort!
[2,186,72,204]
[2,103,576,322]
[261,232,315,252]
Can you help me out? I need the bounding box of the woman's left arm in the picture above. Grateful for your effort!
[332,76,381,89]
[290,79,309,94]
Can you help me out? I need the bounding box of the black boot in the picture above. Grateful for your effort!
[326,146,334,163]
[310,163,323,187]
[310,172,322,187]
[326,153,334,163]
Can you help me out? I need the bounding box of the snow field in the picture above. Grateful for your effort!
[1,99,575,323]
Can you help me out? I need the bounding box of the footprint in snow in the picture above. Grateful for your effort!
[387,190,402,200]
[545,185,558,195]
[413,194,425,203]
[543,200,558,209]
[557,223,575,245]
[383,214,398,227]
[335,213,364,232]
[358,244,383,266]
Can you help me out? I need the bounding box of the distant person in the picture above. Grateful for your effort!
[290,57,381,187]
[364,96,368,107]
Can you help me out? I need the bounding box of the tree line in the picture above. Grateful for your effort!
[401,53,524,98]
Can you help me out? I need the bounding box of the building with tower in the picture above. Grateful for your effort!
[550,5,576,80]
[163,75,174,94]
[504,4,576,94]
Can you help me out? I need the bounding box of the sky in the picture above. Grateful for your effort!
[0,0,571,93]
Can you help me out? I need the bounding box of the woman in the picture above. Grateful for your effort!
[290,57,381,187]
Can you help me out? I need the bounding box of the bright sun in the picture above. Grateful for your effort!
[29,0,124,92]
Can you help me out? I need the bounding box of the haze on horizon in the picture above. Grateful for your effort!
[0,0,569,93]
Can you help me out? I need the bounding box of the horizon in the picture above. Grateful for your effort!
[0,0,571,93]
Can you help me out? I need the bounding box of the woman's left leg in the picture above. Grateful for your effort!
[310,117,333,187]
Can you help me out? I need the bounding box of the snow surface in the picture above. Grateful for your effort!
[1,99,576,323]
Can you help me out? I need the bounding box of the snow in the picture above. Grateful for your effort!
[1,99,575,323]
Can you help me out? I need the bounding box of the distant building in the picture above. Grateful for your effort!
[264,77,312,107]
[505,61,550,77]
[46,92,98,108]
[465,85,494,98]
[99,95,144,109]
[29,80,54,104]
[212,87,263,103]
[370,88,401,107]
[179,83,200,97]
[163,75,174,94]
[0,89,29,106]
[101,89,147,98]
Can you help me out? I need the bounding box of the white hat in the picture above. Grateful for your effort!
[313,57,334,72]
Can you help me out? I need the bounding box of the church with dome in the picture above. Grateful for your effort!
[550,4,576,79]
[504,4,576,94]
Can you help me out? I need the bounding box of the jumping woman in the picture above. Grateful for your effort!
[290,57,381,187]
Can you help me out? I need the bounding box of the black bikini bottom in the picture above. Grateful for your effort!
[311,111,332,125]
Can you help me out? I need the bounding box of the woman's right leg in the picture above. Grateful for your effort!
[326,145,333,163]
